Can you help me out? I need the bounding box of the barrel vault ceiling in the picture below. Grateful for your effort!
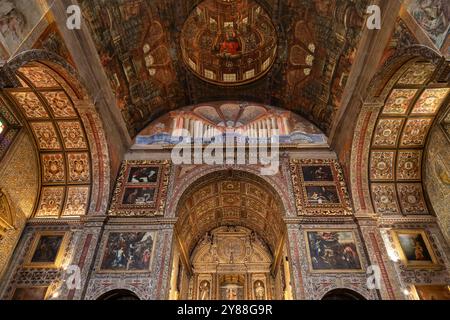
[78,0,371,137]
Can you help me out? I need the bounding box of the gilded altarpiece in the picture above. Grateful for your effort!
[189,226,275,300]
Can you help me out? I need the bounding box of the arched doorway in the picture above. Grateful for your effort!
[97,290,140,300]
[322,289,366,300]
[170,170,291,300]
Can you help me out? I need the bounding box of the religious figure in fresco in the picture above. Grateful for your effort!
[218,30,241,56]
[408,0,449,48]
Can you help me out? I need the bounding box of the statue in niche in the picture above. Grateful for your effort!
[226,287,238,300]
[254,281,266,300]
[199,280,211,300]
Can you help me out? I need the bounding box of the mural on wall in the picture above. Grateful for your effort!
[305,230,363,272]
[99,231,156,272]
[135,102,327,146]
[406,0,449,49]
[0,0,45,56]
[109,161,171,216]
[290,159,353,215]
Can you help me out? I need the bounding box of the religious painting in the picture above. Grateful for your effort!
[406,0,449,49]
[122,187,156,205]
[305,186,340,205]
[25,232,68,268]
[0,0,46,56]
[109,161,171,216]
[99,231,156,272]
[220,285,245,300]
[290,159,352,216]
[392,229,439,269]
[12,287,49,300]
[412,285,450,300]
[127,166,159,184]
[301,165,334,182]
[305,230,363,273]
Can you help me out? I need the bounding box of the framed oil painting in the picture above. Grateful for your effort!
[127,166,159,184]
[305,230,363,273]
[301,165,334,182]
[99,231,156,272]
[122,187,156,205]
[109,161,171,216]
[412,285,450,300]
[25,231,68,268]
[305,186,340,205]
[392,229,439,269]
[12,286,49,300]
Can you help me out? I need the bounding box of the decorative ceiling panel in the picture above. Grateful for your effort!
[79,0,369,136]
[4,63,93,218]
[369,60,449,217]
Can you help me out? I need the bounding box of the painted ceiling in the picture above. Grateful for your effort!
[79,0,369,137]
[135,101,327,146]
[180,0,277,85]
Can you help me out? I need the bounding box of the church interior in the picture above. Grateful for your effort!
[0,0,449,300]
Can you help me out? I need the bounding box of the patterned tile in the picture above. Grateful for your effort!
[18,67,60,88]
[35,186,65,217]
[397,183,428,215]
[41,153,65,183]
[41,91,77,118]
[411,88,449,115]
[370,151,395,180]
[57,121,88,149]
[396,150,422,180]
[62,186,89,216]
[372,118,404,147]
[383,89,417,115]
[67,152,90,183]
[30,122,61,150]
[400,118,432,147]
[10,92,49,119]
[397,63,435,85]
[371,183,401,215]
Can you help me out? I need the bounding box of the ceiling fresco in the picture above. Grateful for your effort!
[180,0,277,85]
[135,101,327,146]
[79,0,369,137]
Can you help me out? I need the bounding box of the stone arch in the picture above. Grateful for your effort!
[350,45,449,215]
[321,288,368,300]
[97,289,140,300]
[167,164,296,220]
[89,286,144,301]
[0,49,111,217]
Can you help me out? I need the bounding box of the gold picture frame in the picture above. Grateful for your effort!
[11,286,50,300]
[304,229,364,273]
[24,231,69,268]
[411,285,450,300]
[391,229,440,269]
[97,230,157,273]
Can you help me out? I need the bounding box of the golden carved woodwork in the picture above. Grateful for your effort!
[0,189,14,238]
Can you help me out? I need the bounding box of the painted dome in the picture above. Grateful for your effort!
[181,0,278,86]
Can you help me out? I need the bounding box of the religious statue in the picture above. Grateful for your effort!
[254,281,265,300]
[199,280,211,300]
[226,287,238,300]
